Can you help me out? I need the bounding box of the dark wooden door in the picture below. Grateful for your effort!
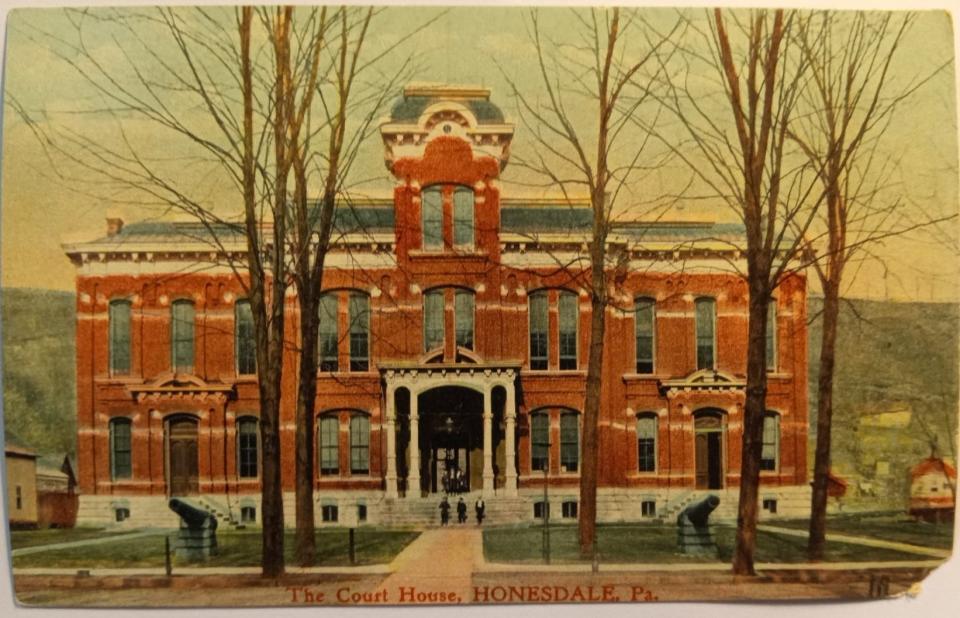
[707,432,723,489]
[168,418,199,496]
[695,433,709,488]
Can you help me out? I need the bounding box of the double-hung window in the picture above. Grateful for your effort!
[171,300,195,373]
[349,415,370,474]
[637,414,657,472]
[531,412,549,472]
[529,292,548,370]
[423,290,445,352]
[235,300,256,375]
[110,418,132,480]
[695,298,716,370]
[558,292,578,370]
[319,416,339,475]
[560,411,579,472]
[318,294,339,372]
[349,294,370,371]
[453,187,475,248]
[109,299,132,375]
[421,187,443,251]
[635,298,655,374]
[454,289,475,349]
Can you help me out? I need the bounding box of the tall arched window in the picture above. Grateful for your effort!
[171,299,195,373]
[454,289,475,350]
[235,300,256,375]
[109,418,132,480]
[530,411,549,472]
[349,414,370,474]
[529,291,548,370]
[560,411,580,472]
[421,186,443,250]
[635,297,655,374]
[423,290,445,352]
[237,417,259,478]
[637,413,658,472]
[318,293,339,371]
[349,294,370,371]
[761,412,780,471]
[109,299,132,375]
[558,292,578,370]
[695,297,716,370]
[318,415,339,476]
[453,187,475,248]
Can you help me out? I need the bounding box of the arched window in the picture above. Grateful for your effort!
[637,413,658,472]
[318,293,338,371]
[558,292,578,370]
[348,293,370,371]
[349,414,370,474]
[453,187,475,248]
[237,417,258,478]
[423,289,445,352]
[529,291,549,370]
[695,297,716,370]
[761,412,780,471]
[454,289,475,350]
[560,411,580,472]
[635,297,655,374]
[171,300,195,373]
[421,186,443,250]
[109,299,132,375]
[318,415,339,475]
[766,301,777,372]
[235,300,256,375]
[530,411,549,472]
[109,418,132,480]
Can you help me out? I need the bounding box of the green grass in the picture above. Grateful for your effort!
[9,527,128,550]
[769,513,955,550]
[483,523,929,565]
[12,528,419,569]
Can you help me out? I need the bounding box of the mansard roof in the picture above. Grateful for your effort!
[388,84,506,125]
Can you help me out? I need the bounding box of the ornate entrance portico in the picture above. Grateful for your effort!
[381,363,520,499]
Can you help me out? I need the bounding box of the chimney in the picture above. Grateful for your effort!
[106,217,124,237]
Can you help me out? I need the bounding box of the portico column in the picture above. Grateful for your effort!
[408,391,420,497]
[385,386,398,499]
[504,383,518,497]
[482,387,494,496]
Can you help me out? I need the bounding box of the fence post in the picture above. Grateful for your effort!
[164,535,173,577]
[349,528,356,565]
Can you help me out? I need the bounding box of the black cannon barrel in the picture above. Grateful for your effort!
[169,498,217,529]
[679,494,720,527]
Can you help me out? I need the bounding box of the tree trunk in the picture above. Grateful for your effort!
[732,277,770,576]
[294,283,317,566]
[578,286,605,557]
[258,366,286,578]
[808,281,840,560]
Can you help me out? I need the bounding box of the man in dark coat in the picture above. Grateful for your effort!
[457,497,467,524]
[439,496,450,526]
[475,497,486,525]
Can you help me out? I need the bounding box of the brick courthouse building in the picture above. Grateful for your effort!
[64,85,809,527]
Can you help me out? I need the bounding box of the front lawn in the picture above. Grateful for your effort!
[769,513,954,550]
[12,527,419,569]
[483,523,928,565]
[9,527,128,550]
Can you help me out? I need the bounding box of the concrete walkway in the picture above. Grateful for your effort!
[376,525,483,603]
[757,524,952,559]
[11,529,167,557]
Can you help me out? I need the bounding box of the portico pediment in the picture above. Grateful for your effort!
[658,369,746,396]
[128,372,234,403]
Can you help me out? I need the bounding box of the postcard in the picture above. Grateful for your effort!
[1,1,957,610]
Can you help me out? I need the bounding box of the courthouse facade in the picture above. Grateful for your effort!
[65,85,810,527]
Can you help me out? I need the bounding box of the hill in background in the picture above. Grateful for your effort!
[2,288,958,510]
[2,288,75,457]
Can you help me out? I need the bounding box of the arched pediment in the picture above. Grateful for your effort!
[658,369,746,396]
[128,372,234,402]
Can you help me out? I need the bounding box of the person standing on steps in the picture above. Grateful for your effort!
[439,495,450,526]
[457,497,467,524]
[475,496,485,525]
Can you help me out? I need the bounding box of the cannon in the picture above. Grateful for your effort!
[676,494,720,556]
[168,498,218,561]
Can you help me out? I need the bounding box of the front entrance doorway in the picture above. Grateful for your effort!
[167,416,199,496]
[694,410,725,489]
[418,387,485,494]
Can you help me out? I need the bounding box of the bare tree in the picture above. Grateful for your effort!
[652,8,822,574]
[787,10,955,559]
[502,7,680,557]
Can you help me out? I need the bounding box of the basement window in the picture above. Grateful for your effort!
[241,506,256,523]
[115,507,131,522]
[561,501,578,519]
[533,501,550,520]
[322,504,339,523]
[641,500,656,518]
[357,504,368,523]
[762,498,778,514]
